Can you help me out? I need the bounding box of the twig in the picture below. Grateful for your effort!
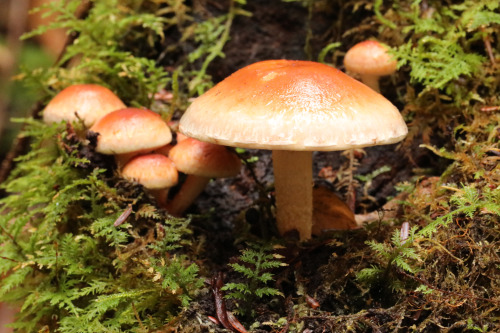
[114,204,133,227]
[211,272,235,332]
[0,256,19,263]
[481,26,496,66]
[278,296,294,333]
[131,301,146,331]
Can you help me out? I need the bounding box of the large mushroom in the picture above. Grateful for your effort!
[43,84,126,127]
[89,107,172,167]
[167,137,241,216]
[343,40,397,93]
[179,60,407,240]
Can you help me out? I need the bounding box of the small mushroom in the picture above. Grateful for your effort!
[166,137,241,216]
[179,60,407,240]
[343,40,397,93]
[89,107,172,167]
[43,84,126,127]
[121,154,178,208]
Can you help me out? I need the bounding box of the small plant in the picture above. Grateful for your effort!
[380,0,499,101]
[356,223,420,290]
[222,242,285,317]
[357,183,500,290]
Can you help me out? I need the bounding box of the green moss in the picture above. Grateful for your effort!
[1,0,499,332]
[0,119,202,332]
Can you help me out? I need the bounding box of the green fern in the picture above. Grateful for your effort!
[395,37,484,92]
[420,184,500,237]
[222,242,285,317]
[385,0,498,98]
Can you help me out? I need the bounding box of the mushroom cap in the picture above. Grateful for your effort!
[90,107,172,155]
[121,154,178,189]
[344,40,397,77]
[179,59,407,151]
[43,84,126,127]
[168,137,241,178]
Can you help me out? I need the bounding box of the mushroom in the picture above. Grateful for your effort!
[89,107,172,167]
[121,154,178,208]
[179,59,407,240]
[343,40,397,93]
[166,137,241,216]
[43,84,126,127]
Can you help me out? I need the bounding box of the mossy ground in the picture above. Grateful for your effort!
[0,0,499,332]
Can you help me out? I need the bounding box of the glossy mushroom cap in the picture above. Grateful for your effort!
[344,40,397,77]
[168,138,241,178]
[43,84,126,127]
[179,60,407,150]
[121,154,178,190]
[90,108,172,155]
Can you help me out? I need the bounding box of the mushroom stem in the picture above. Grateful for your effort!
[166,175,211,216]
[150,188,170,209]
[359,74,380,93]
[272,150,313,240]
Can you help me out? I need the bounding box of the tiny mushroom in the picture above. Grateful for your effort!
[89,107,172,167]
[343,40,397,93]
[43,84,126,127]
[167,137,241,216]
[179,59,407,240]
[121,154,178,208]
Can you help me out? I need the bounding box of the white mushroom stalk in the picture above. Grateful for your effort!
[272,150,313,239]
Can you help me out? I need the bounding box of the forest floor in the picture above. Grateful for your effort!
[0,1,498,332]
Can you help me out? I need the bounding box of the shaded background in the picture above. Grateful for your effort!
[0,0,64,161]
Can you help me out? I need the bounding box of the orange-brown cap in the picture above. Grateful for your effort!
[90,108,172,155]
[43,84,126,127]
[121,154,178,189]
[168,138,241,178]
[344,40,397,77]
[179,60,407,151]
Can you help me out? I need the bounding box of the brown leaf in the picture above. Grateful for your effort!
[312,186,357,236]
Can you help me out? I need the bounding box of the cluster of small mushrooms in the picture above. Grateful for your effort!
[42,40,407,241]
[43,84,242,218]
